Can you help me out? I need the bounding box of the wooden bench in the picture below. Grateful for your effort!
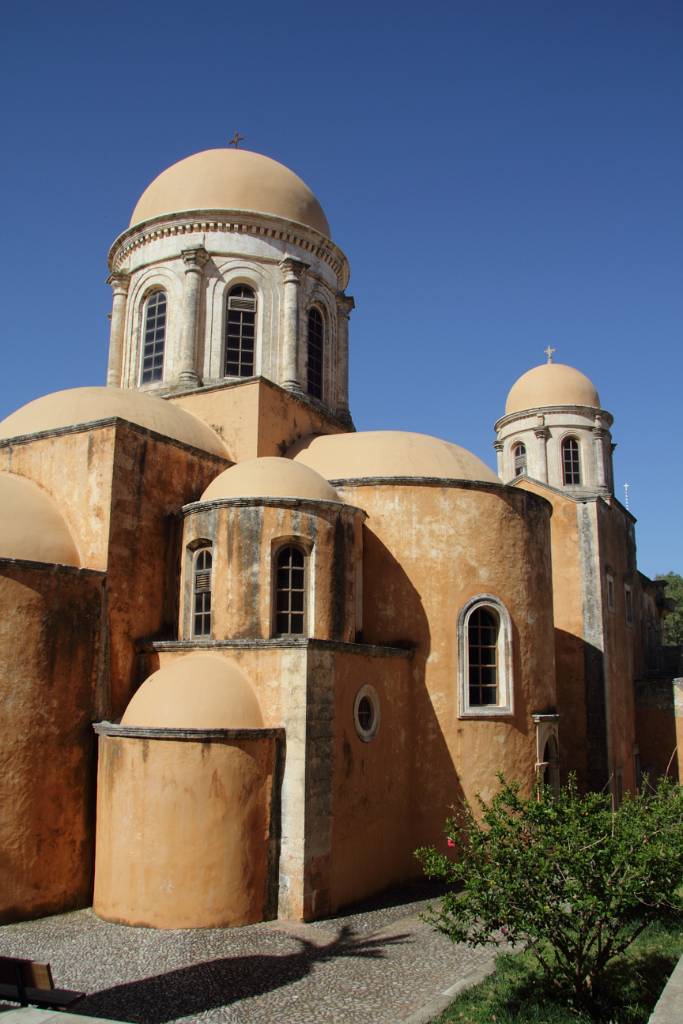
[0,955,84,1009]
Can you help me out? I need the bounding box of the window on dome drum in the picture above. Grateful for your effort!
[513,443,527,476]
[274,545,306,636]
[458,596,513,716]
[140,290,167,384]
[307,307,324,399]
[193,548,212,638]
[562,437,581,485]
[224,285,256,377]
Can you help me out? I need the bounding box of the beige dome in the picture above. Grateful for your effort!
[122,654,263,729]
[201,456,341,503]
[0,473,79,566]
[505,363,600,415]
[130,148,331,237]
[0,387,228,457]
[291,431,498,483]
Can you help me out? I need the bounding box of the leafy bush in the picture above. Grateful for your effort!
[416,777,683,1012]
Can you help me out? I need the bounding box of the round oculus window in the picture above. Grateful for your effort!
[353,684,380,742]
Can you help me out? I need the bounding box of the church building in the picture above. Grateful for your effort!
[0,147,677,930]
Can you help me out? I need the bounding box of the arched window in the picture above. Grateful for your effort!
[140,290,167,384]
[193,548,212,637]
[274,545,306,636]
[224,284,256,377]
[513,442,527,477]
[458,596,513,716]
[562,437,581,485]
[307,307,324,399]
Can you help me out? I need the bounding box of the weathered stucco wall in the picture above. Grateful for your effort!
[168,378,347,463]
[93,731,278,928]
[0,561,103,922]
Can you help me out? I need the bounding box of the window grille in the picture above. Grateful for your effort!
[307,308,324,399]
[274,545,306,635]
[141,291,167,384]
[562,437,581,485]
[193,549,212,638]
[224,285,256,377]
[513,443,527,476]
[468,607,499,706]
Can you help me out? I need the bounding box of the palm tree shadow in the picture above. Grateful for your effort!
[72,925,410,1023]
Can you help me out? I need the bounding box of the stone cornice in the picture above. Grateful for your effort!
[182,495,367,519]
[94,722,285,741]
[141,637,414,658]
[109,209,350,289]
[495,404,614,432]
[0,557,105,578]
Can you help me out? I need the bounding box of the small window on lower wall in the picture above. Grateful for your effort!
[354,684,380,742]
[458,596,513,717]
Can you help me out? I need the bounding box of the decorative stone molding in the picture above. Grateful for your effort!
[280,258,309,393]
[178,247,209,387]
[493,440,504,478]
[106,272,131,387]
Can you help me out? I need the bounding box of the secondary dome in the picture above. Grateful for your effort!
[122,654,263,729]
[201,456,341,503]
[0,473,79,566]
[130,148,331,237]
[0,387,228,458]
[505,363,600,415]
[290,431,498,483]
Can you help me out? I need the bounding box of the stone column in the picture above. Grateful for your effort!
[178,248,209,388]
[593,419,608,490]
[335,293,354,425]
[534,424,550,484]
[106,273,130,388]
[493,441,504,480]
[280,258,308,393]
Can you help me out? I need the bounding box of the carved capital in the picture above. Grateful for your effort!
[106,272,130,296]
[280,257,309,283]
[181,247,209,271]
[336,292,355,317]
[493,441,504,453]
[593,427,608,440]
[534,427,551,440]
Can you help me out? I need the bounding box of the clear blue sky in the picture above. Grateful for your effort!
[1,1,681,576]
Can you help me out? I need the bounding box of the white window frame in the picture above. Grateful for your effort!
[353,684,381,742]
[458,595,514,717]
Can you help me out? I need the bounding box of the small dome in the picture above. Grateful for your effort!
[0,387,228,457]
[130,148,331,237]
[505,363,600,415]
[201,456,341,503]
[122,654,263,729]
[291,431,498,484]
[0,473,79,566]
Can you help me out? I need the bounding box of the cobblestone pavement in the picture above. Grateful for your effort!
[0,886,497,1024]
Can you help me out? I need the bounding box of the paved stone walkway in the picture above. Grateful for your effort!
[0,886,497,1023]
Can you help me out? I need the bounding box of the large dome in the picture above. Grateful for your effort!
[201,456,341,503]
[122,654,263,729]
[0,473,79,566]
[0,387,228,458]
[505,363,600,415]
[130,148,331,237]
[291,431,498,483]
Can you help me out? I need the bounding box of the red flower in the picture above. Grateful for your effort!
[447,838,456,848]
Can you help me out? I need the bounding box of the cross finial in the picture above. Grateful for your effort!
[544,345,556,364]
[228,131,245,148]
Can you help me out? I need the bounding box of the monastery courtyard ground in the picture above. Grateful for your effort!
[0,883,496,1023]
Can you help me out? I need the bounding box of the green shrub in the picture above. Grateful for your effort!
[416,777,683,1013]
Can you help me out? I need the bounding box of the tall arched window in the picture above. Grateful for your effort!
[307,307,324,399]
[513,442,527,477]
[458,596,513,716]
[274,545,306,636]
[193,548,212,637]
[562,437,581,485]
[140,290,167,384]
[224,284,256,377]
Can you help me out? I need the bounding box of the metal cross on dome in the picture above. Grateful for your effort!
[228,132,245,148]
[544,345,556,363]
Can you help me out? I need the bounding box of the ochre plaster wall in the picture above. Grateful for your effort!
[0,562,103,922]
[181,502,361,643]
[168,378,346,462]
[94,733,277,928]
[338,481,556,848]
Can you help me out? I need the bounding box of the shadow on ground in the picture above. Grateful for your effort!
[72,924,410,1023]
